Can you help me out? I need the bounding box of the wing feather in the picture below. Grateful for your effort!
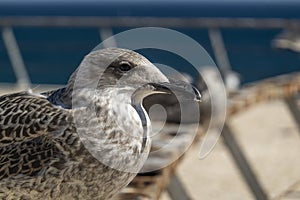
[0,91,72,146]
[0,91,74,179]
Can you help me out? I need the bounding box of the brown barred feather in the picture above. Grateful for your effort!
[0,48,181,199]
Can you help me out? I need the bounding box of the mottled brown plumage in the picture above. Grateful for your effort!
[0,48,200,199]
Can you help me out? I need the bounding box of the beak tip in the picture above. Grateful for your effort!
[150,82,202,102]
[195,96,202,102]
[192,86,202,102]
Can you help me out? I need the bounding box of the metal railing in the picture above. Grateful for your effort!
[4,16,299,90]
[0,16,300,29]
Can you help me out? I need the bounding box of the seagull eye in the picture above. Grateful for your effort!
[118,62,132,72]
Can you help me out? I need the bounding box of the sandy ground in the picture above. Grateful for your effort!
[161,99,300,200]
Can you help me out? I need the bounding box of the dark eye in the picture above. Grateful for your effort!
[118,61,132,72]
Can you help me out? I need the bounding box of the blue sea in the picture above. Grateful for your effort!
[0,1,300,85]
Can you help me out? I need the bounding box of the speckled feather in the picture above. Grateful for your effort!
[0,91,145,199]
[0,48,171,199]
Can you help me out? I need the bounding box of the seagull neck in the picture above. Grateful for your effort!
[131,103,148,154]
[131,92,149,154]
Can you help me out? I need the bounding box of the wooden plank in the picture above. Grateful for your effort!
[167,174,192,200]
[285,96,300,133]
[222,124,268,200]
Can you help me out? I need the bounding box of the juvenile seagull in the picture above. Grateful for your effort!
[0,48,200,199]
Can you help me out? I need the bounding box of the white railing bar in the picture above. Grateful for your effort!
[0,16,299,29]
[208,28,232,75]
[99,28,117,48]
[209,28,240,91]
[2,27,31,89]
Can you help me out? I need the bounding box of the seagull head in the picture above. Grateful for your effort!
[70,48,201,173]
[72,48,201,103]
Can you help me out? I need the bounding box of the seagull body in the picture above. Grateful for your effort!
[0,90,141,199]
[0,48,200,199]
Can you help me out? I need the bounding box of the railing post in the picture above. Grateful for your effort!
[2,27,31,89]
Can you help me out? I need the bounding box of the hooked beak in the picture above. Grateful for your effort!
[131,81,201,106]
[148,82,201,102]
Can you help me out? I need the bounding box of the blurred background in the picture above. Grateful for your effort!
[0,0,299,200]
